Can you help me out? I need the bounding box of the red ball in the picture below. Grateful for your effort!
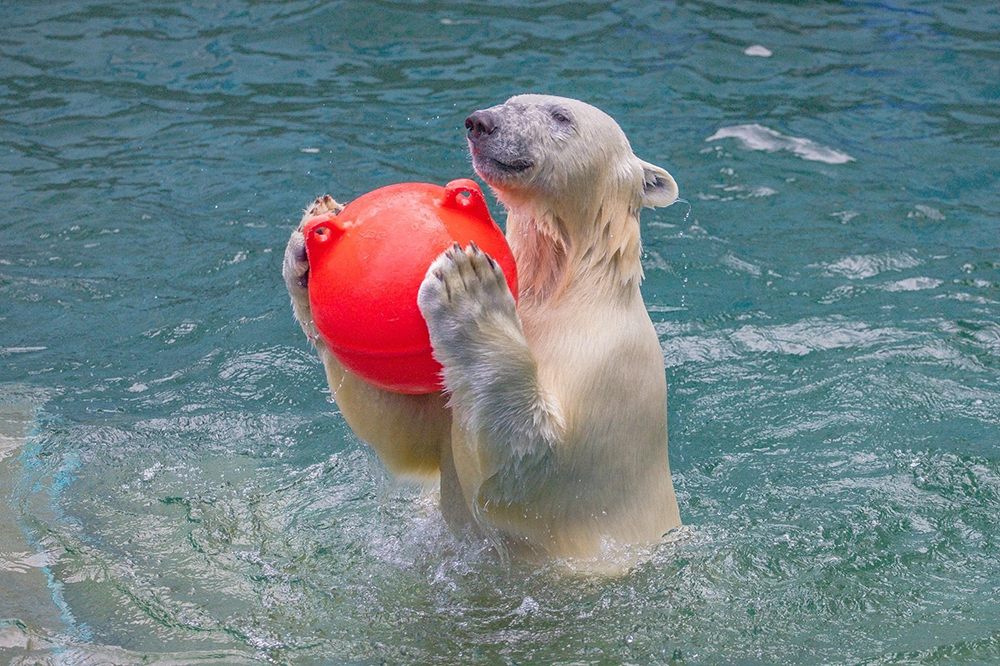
[303,179,518,394]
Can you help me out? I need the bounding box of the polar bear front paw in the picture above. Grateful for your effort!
[282,229,311,299]
[287,196,346,291]
[302,194,344,225]
[418,243,519,369]
[283,194,345,331]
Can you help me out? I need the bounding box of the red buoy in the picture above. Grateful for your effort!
[303,179,518,394]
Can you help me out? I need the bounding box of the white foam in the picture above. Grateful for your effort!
[721,253,763,277]
[660,316,909,366]
[817,252,922,280]
[512,596,540,616]
[908,205,946,221]
[701,184,779,201]
[880,277,943,292]
[744,45,772,57]
[830,210,860,224]
[730,318,899,356]
[706,124,855,164]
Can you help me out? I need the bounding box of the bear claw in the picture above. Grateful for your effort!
[303,194,344,224]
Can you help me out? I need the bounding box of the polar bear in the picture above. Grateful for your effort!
[283,94,681,564]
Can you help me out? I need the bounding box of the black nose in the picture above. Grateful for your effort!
[465,110,497,138]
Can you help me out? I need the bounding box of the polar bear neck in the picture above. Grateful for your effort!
[504,194,643,307]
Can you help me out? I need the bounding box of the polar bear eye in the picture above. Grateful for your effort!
[550,109,572,125]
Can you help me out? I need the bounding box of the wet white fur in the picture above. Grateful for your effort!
[283,95,681,566]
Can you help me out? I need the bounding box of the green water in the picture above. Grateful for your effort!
[2,1,999,663]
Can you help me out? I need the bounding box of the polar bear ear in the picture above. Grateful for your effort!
[639,160,679,209]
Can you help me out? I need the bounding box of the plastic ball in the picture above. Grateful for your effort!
[303,178,518,394]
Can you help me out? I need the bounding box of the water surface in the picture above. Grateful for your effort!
[2,1,999,663]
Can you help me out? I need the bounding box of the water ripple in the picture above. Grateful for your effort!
[707,124,856,164]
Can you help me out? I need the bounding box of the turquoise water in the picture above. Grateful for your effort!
[2,0,999,663]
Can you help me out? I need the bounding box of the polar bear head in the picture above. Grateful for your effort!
[464,94,678,297]
[465,94,677,222]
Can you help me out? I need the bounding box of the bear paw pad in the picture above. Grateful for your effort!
[418,243,518,360]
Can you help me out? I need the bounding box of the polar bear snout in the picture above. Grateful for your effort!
[466,107,536,185]
[466,110,498,138]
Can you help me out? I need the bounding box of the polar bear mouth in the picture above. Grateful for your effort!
[488,156,533,173]
[472,150,534,179]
